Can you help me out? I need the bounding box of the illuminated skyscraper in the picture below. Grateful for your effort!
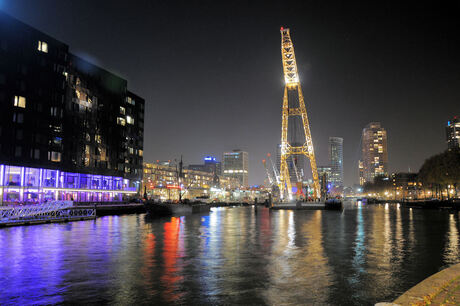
[223,150,248,187]
[329,137,343,187]
[361,122,388,184]
[446,116,460,150]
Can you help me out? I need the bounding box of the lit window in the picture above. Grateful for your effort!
[120,106,126,115]
[126,96,135,105]
[126,115,134,125]
[38,41,48,53]
[117,117,126,126]
[49,151,61,162]
[53,137,62,145]
[14,96,26,108]
[139,150,143,157]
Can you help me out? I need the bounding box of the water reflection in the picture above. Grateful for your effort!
[0,205,459,305]
[445,214,459,265]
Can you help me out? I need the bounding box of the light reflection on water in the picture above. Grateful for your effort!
[0,204,459,305]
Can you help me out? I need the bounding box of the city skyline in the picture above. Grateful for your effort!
[1,1,458,186]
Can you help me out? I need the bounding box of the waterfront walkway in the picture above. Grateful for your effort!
[391,263,460,305]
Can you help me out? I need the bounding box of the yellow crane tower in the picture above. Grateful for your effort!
[279,27,320,200]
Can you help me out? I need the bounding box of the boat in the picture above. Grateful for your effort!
[144,201,210,216]
[325,199,343,210]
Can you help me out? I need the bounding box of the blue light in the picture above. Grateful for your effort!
[448,121,451,126]
[204,156,217,162]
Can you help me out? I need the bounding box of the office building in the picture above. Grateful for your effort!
[187,155,222,175]
[329,137,343,187]
[446,116,460,150]
[223,150,249,187]
[0,12,144,204]
[360,122,388,185]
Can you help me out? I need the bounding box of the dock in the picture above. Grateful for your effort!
[0,201,95,227]
[271,202,326,210]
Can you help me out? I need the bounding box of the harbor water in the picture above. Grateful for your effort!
[0,202,459,305]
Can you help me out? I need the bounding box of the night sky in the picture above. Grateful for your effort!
[1,1,459,186]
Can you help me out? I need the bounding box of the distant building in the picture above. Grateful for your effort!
[358,160,365,186]
[446,116,460,150]
[223,150,248,187]
[391,172,419,200]
[360,122,388,185]
[0,11,144,204]
[317,166,332,182]
[187,156,222,175]
[143,161,239,201]
[329,137,343,187]
[317,165,332,190]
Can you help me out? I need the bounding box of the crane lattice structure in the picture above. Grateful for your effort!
[279,27,320,200]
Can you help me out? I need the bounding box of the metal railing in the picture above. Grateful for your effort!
[0,201,95,224]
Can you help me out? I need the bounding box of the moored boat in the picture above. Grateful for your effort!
[144,201,210,216]
[325,199,343,210]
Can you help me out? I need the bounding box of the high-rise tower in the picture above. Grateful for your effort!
[329,137,344,187]
[446,116,460,150]
[360,122,388,184]
[278,27,320,200]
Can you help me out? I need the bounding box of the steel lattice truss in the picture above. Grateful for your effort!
[279,27,320,200]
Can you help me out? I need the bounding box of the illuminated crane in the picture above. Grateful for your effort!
[279,27,320,200]
[262,159,274,185]
[267,153,280,185]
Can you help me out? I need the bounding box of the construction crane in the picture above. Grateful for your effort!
[278,27,320,200]
[292,158,305,199]
[267,153,280,185]
[262,159,274,186]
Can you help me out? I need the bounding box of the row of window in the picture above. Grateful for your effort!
[11,145,61,161]
[117,115,135,126]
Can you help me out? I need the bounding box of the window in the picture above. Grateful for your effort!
[13,113,23,123]
[120,106,125,115]
[48,151,61,162]
[50,107,58,116]
[117,117,126,126]
[53,137,62,145]
[126,115,134,125]
[139,149,143,157]
[15,146,22,157]
[38,41,48,53]
[14,96,26,108]
[16,129,23,140]
[126,96,135,105]
[31,149,40,159]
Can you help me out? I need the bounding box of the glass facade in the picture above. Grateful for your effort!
[0,164,136,205]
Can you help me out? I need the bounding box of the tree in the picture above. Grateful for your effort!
[418,148,460,199]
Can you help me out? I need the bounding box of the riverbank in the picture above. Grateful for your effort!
[392,263,460,305]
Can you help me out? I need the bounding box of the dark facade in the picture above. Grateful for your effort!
[0,11,144,202]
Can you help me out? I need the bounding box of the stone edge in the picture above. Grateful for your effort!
[393,263,460,305]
